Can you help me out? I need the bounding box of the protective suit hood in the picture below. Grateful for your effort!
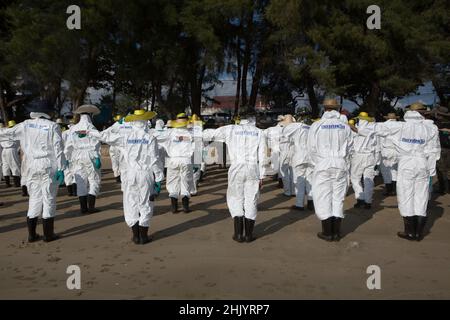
[321,110,341,120]
[404,110,424,121]
[155,119,165,131]
[240,117,256,126]
[75,114,95,130]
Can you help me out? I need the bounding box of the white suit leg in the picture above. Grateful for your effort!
[138,175,154,227]
[180,164,193,198]
[123,183,139,227]
[166,165,181,198]
[293,165,306,207]
[331,169,348,218]
[414,169,430,217]
[363,166,376,204]
[312,169,333,220]
[397,167,415,217]
[351,157,365,200]
[243,170,260,221]
[88,169,101,196]
[74,171,89,196]
[226,165,245,218]
[42,170,58,219]
[392,163,398,181]
[380,161,392,184]
[27,172,43,219]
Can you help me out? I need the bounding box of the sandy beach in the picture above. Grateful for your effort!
[1,155,449,299]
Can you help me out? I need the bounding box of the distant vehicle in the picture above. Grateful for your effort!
[257,111,284,128]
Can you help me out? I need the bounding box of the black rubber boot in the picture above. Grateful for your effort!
[353,199,365,208]
[170,197,178,213]
[317,218,333,241]
[42,218,59,242]
[278,178,283,189]
[22,185,29,197]
[232,216,244,243]
[291,205,304,211]
[332,217,342,242]
[307,200,314,211]
[244,218,256,242]
[364,202,372,210]
[397,217,416,241]
[436,170,448,194]
[131,223,140,244]
[415,216,428,241]
[182,196,191,213]
[87,194,100,213]
[67,185,73,196]
[27,217,41,242]
[383,183,393,196]
[79,196,88,214]
[116,176,121,183]
[139,226,152,244]
[392,181,397,195]
[13,176,20,187]
[199,170,204,182]
[4,176,11,188]
[72,184,77,196]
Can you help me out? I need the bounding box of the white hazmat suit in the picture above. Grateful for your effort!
[307,110,353,221]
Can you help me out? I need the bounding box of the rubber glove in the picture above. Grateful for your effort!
[118,118,124,124]
[154,181,162,195]
[94,157,101,169]
[55,171,65,186]
[78,133,87,138]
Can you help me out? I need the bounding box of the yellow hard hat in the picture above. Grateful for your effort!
[192,114,200,122]
[349,119,355,125]
[166,120,173,128]
[8,120,16,128]
[124,110,157,122]
[113,114,122,122]
[356,112,374,122]
[409,102,426,111]
[176,113,188,119]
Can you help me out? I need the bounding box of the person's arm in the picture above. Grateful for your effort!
[87,129,124,147]
[150,136,164,183]
[306,123,318,166]
[52,124,66,171]
[0,123,24,142]
[202,125,230,143]
[258,130,268,183]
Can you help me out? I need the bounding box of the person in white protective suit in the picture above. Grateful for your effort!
[282,119,314,211]
[307,98,354,242]
[64,105,102,214]
[85,110,164,244]
[189,114,206,196]
[379,113,400,196]
[203,111,267,243]
[264,115,284,187]
[0,106,65,242]
[423,116,441,196]
[62,121,77,197]
[0,122,3,182]
[278,115,296,196]
[1,120,21,188]
[152,119,168,168]
[108,114,125,183]
[159,113,195,213]
[350,112,380,210]
[366,102,440,241]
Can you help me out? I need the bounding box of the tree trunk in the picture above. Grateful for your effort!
[190,65,205,116]
[241,13,253,108]
[365,82,381,114]
[234,37,242,117]
[249,54,263,110]
[432,79,448,108]
[306,74,319,118]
